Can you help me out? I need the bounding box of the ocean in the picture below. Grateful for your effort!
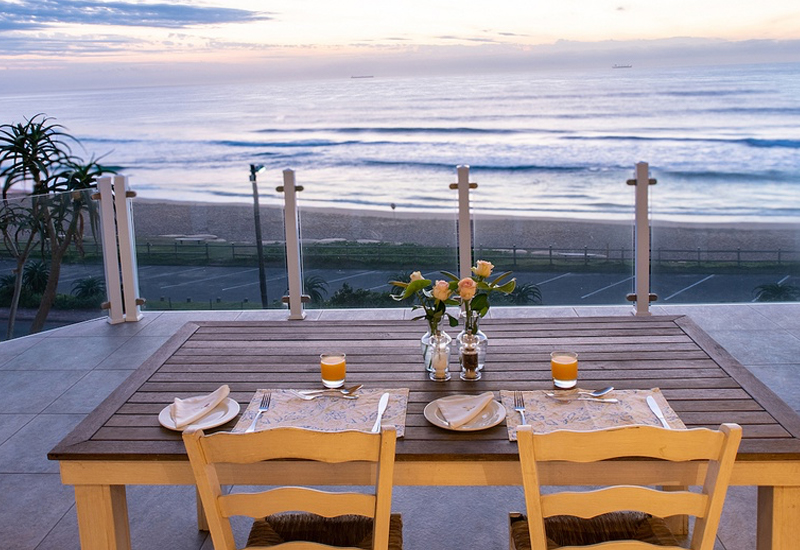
[1,62,798,223]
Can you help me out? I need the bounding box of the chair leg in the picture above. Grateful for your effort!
[661,485,689,535]
[196,488,209,532]
[509,512,523,550]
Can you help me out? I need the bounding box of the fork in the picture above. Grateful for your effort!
[245,392,270,433]
[514,391,527,425]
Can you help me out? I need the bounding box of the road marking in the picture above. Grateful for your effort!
[663,275,715,301]
[581,276,634,299]
[537,273,572,285]
[325,270,378,284]
[778,275,791,284]
[143,266,209,280]
[161,268,259,289]
[222,273,287,291]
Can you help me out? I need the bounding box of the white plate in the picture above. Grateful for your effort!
[424,396,506,431]
[158,398,240,431]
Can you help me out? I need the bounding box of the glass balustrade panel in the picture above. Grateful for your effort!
[0,189,108,339]
[132,193,288,312]
[296,171,459,311]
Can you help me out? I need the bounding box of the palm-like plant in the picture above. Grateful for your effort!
[753,282,800,302]
[0,114,116,335]
[506,282,543,305]
[22,260,50,294]
[303,275,329,305]
[72,276,106,299]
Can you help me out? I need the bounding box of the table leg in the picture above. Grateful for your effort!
[757,486,800,550]
[662,485,689,536]
[196,487,209,531]
[74,485,131,550]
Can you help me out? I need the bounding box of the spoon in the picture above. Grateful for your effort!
[297,384,363,396]
[291,384,363,400]
[578,386,614,398]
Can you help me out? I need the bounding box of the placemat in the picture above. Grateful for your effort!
[233,388,410,437]
[500,388,685,441]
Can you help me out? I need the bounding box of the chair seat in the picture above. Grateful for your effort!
[510,512,680,549]
[247,512,404,549]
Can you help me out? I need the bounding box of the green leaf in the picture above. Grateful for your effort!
[489,271,513,286]
[440,270,460,282]
[400,278,431,299]
[471,293,489,311]
[495,278,517,294]
[448,314,460,327]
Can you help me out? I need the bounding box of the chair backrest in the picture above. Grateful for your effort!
[183,427,397,550]
[516,423,742,550]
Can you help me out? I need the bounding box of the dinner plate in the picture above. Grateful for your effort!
[424,396,506,431]
[158,398,240,431]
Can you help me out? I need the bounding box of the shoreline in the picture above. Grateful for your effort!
[132,197,799,252]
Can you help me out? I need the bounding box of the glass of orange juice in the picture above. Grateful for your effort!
[550,351,578,389]
[320,353,346,388]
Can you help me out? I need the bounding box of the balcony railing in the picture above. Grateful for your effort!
[0,163,797,337]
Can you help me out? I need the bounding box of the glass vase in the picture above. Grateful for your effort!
[422,329,452,381]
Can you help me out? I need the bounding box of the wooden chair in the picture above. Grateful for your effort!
[183,427,402,550]
[511,423,742,550]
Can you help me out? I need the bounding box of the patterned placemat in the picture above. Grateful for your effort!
[500,388,685,441]
[233,388,410,437]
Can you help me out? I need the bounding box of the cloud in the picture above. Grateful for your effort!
[0,0,271,30]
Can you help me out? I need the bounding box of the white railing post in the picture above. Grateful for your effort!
[114,175,143,321]
[96,177,124,324]
[628,162,657,316]
[450,165,476,279]
[95,175,142,323]
[279,169,305,320]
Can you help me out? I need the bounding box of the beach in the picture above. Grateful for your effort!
[132,198,799,257]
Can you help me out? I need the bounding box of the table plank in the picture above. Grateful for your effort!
[49,316,800,463]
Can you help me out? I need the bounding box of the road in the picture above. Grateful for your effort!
[0,260,794,309]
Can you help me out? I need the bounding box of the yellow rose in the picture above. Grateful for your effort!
[432,280,451,301]
[409,271,423,281]
[472,260,494,279]
[457,277,477,301]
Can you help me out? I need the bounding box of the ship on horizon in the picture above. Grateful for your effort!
[612,64,633,69]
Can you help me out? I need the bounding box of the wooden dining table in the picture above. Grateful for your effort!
[49,315,800,550]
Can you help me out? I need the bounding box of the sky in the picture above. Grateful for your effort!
[1,0,799,91]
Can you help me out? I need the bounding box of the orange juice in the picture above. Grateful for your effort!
[550,352,578,389]
[320,353,346,388]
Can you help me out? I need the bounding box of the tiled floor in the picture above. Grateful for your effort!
[1,303,799,550]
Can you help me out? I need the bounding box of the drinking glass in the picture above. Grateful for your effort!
[320,353,346,388]
[550,351,578,389]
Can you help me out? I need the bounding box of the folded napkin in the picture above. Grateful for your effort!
[437,392,495,428]
[170,385,230,429]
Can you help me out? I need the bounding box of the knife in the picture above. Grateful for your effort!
[371,393,390,433]
[647,395,670,429]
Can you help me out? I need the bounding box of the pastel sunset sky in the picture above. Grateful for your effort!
[1,0,799,90]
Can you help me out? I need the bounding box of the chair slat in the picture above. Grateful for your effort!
[532,426,725,463]
[200,428,382,464]
[557,543,685,550]
[243,542,364,550]
[542,487,708,519]
[220,488,376,519]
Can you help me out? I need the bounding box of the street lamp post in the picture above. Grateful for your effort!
[250,164,269,308]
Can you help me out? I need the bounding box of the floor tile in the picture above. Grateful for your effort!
[658,304,784,331]
[0,414,33,446]
[0,336,129,371]
[134,311,241,337]
[716,486,756,550]
[93,335,171,370]
[746,364,800,410]
[46,315,158,338]
[234,309,294,321]
[42,370,134,414]
[0,370,85,414]
[0,473,76,550]
[574,306,635,317]
[0,414,84,474]
[0,334,45,367]
[750,303,800,330]
[491,306,578,318]
[701,329,800,366]
[319,308,405,320]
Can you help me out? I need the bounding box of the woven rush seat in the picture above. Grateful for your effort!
[247,513,403,549]
[509,512,679,549]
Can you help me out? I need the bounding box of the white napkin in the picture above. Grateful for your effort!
[437,392,495,428]
[170,385,230,429]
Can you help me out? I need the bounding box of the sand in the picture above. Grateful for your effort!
[131,198,798,257]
